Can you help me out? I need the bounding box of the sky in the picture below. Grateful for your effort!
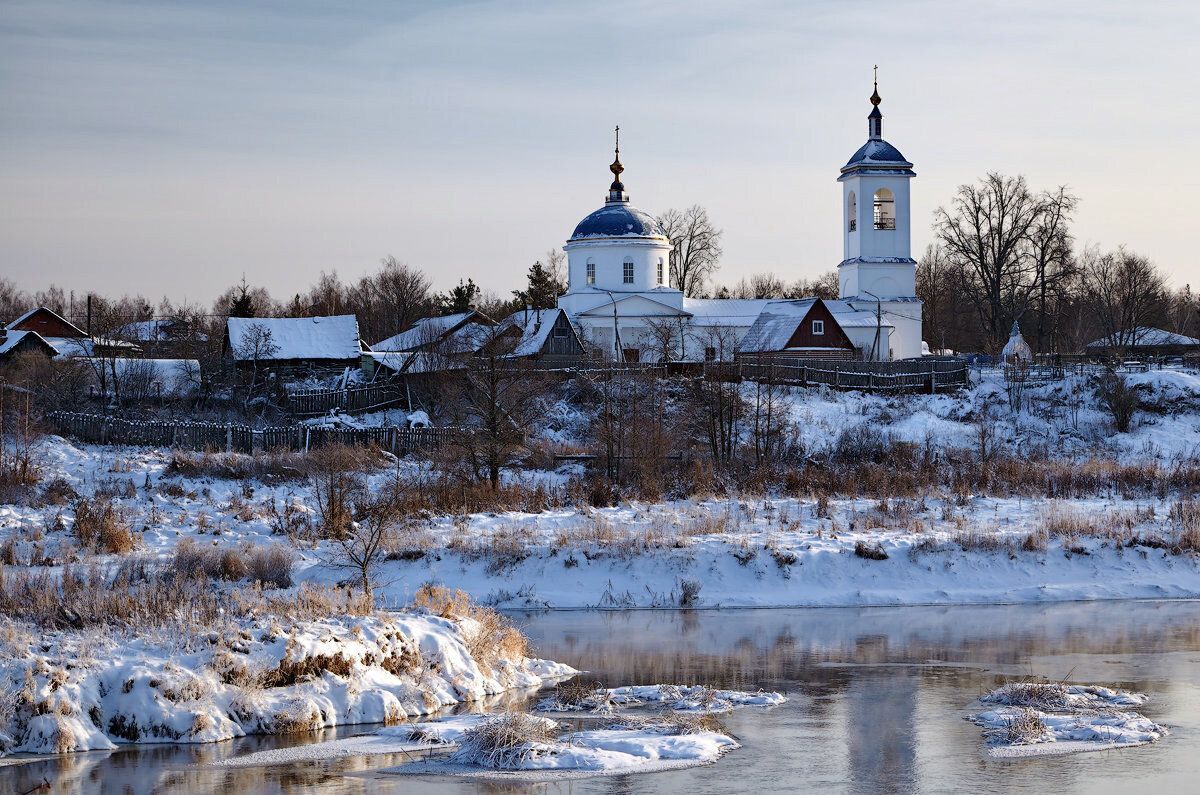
[2,0,1197,311]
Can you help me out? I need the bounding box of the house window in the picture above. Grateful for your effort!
[623,258,634,284]
[812,320,825,335]
[704,347,716,362]
[657,258,664,285]
[586,259,595,285]
[553,327,568,338]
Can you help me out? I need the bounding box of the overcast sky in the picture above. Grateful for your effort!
[2,0,1196,309]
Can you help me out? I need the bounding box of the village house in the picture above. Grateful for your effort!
[224,315,362,377]
[1085,328,1200,359]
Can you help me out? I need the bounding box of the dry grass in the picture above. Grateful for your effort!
[167,450,309,482]
[606,709,727,736]
[411,583,529,671]
[991,707,1048,746]
[449,712,559,769]
[72,498,135,554]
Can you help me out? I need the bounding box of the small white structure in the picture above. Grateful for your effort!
[558,81,922,362]
[1001,321,1032,364]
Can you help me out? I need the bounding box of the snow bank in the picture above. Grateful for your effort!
[970,682,1167,758]
[0,613,576,756]
[538,684,786,714]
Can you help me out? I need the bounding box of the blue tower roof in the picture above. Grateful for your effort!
[842,139,912,171]
[569,202,667,240]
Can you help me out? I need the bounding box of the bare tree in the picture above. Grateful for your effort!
[935,173,1045,351]
[1026,186,1079,353]
[786,271,840,301]
[330,490,398,604]
[365,257,433,341]
[643,315,687,363]
[687,326,744,464]
[657,205,723,298]
[1080,247,1167,349]
[442,326,541,488]
[233,322,279,411]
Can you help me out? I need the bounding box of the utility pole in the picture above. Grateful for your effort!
[863,290,882,361]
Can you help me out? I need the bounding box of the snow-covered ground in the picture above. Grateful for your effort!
[0,611,574,756]
[1,368,1198,611]
[212,686,786,778]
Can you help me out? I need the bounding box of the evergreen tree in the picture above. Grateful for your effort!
[229,277,256,318]
[440,278,480,315]
[513,260,565,310]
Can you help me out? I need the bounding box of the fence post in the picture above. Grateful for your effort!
[226,425,232,454]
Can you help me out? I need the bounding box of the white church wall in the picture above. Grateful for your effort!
[565,238,670,294]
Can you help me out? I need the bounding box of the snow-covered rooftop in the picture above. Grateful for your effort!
[226,315,361,361]
[1085,327,1200,348]
[113,319,207,343]
[497,308,578,358]
[737,299,891,353]
[2,330,37,356]
[373,313,480,353]
[681,298,773,327]
[5,307,87,337]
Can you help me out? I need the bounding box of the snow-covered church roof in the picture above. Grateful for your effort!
[570,203,667,241]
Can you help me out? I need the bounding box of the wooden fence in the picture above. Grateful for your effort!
[45,411,461,455]
[45,411,255,453]
[712,358,968,392]
[260,425,461,454]
[287,383,406,417]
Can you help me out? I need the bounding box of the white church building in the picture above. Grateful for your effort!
[557,81,923,362]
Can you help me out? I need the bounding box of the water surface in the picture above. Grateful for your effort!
[3,600,1199,793]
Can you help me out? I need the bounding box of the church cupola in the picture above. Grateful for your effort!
[868,75,883,139]
[607,125,628,204]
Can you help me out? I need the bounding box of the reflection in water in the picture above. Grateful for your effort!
[2,601,1199,794]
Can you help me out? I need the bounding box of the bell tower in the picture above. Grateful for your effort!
[836,71,922,359]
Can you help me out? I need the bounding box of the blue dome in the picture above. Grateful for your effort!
[570,202,667,240]
[842,139,912,171]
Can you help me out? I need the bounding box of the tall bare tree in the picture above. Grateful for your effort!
[657,205,723,298]
[934,173,1044,351]
[1080,247,1167,349]
[1026,186,1079,353]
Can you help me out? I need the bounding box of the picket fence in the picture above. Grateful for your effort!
[45,411,460,455]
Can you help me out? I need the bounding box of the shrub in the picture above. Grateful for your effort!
[1096,372,1138,433]
[449,712,559,769]
[245,544,297,589]
[72,498,135,554]
[853,540,888,560]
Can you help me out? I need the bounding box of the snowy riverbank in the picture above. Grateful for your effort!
[0,610,574,756]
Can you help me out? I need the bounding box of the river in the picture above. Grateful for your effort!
[3,600,1199,793]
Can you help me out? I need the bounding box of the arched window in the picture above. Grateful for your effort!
[847,192,857,232]
[586,258,596,285]
[623,257,634,284]
[873,188,895,230]
[657,257,664,285]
